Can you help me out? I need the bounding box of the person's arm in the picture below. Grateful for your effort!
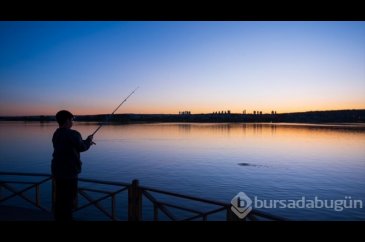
[72,131,93,152]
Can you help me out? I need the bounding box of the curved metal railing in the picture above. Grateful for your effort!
[0,171,286,221]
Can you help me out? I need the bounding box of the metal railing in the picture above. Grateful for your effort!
[0,172,52,213]
[0,171,286,221]
[73,177,130,220]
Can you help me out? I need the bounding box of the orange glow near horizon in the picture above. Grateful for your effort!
[1,103,364,116]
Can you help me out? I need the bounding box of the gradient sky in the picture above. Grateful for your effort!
[0,21,364,116]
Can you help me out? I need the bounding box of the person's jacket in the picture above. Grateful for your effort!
[51,127,92,179]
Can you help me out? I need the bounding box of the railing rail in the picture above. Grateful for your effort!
[0,171,286,221]
[0,172,52,213]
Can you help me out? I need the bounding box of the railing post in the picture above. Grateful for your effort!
[35,184,40,207]
[226,206,241,221]
[153,204,158,221]
[51,178,56,215]
[111,195,116,220]
[128,179,142,221]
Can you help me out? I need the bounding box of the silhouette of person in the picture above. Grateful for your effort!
[51,110,94,221]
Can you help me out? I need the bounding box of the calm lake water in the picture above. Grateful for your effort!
[0,121,364,220]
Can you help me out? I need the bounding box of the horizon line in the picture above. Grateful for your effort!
[1,108,365,118]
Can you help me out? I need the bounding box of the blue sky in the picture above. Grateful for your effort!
[0,21,364,115]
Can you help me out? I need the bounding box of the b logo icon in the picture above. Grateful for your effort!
[238,197,248,208]
[231,192,252,219]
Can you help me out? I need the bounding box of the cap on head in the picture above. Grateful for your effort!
[56,110,74,126]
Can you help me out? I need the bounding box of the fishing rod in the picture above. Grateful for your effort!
[91,86,139,136]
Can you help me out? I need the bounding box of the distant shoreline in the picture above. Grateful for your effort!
[1,109,364,123]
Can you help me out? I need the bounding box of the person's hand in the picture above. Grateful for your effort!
[87,135,96,145]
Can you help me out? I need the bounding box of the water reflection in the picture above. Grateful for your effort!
[0,121,364,220]
[177,124,191,133]
[86,122,365,142]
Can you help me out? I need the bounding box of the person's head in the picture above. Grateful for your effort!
[56,110,74,128]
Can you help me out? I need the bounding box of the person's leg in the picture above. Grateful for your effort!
[53,179,60,220]
[54,179,69,221]
[54,178,76,221]
[70,178,78,213]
